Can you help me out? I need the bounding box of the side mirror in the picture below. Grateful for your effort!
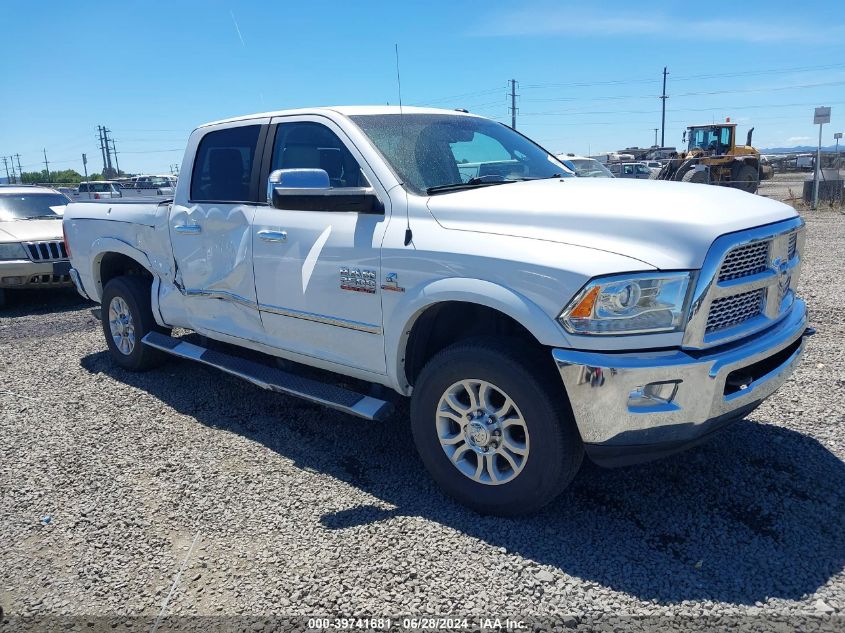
[267,168,383,214]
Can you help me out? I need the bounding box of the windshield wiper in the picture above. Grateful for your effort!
[23,214,60,220]
[426,176,519,195]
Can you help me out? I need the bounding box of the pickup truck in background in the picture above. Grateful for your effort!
[120,175,178,197]
[63,106,811,515]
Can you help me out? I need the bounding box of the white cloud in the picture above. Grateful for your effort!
[786,136,812,143]
[469,8,837,44]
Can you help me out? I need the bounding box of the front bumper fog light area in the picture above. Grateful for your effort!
[628,380,681,411]
[2,276,26,285]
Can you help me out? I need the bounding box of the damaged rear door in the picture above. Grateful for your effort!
[168,119,268,338]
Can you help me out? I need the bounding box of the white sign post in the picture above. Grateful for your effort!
[835,132,843,168]
[813,107,831,209]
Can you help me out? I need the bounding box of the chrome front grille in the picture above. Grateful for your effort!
[25,240,68,262]
[683,218,804,349]
[718,241,770,282]
[706,288,766,332]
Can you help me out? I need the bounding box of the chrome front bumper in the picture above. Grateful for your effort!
[553,299,810,467]
[0,259,73,289]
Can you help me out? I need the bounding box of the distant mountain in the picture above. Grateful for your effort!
[761,145,842,154]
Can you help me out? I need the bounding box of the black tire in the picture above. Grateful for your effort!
[732,163,759,193]
[100,276,168,371]
[410,338,583,516]
[681,169,708,184]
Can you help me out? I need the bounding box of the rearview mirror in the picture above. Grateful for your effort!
[267,168,383,214]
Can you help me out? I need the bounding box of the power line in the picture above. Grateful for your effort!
[671,79,845,98]
[518,99,845,118]
[415,87,503,106]
[519,62,845,91]
[118,148,183,154]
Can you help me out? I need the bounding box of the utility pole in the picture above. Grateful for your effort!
[43,149,51,182]
[109,135,120,177]
[2,157,9,183]
[660,67,668,147]
[97,126,108,174]
[102,127,114,176]
[14,154,22,179]
[654,128,659,147]
[509,79,518,130]
[8,156,17,184]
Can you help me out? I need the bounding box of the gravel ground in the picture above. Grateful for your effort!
[1,208,844,630]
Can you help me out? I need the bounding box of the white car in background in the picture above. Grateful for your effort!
[73,181,124,199]
[0,185,73,305]
[555,154,614,178]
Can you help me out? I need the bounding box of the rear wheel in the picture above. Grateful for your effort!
[101,276,168,371]
[732,164,759,193]
[410,338,583,516]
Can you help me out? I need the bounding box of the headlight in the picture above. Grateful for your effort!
[559,272,693,335]
[0,242,27,260]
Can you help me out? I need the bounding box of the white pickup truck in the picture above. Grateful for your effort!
[63,106,811,515]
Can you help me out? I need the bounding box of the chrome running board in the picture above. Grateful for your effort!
[142,331,393,421]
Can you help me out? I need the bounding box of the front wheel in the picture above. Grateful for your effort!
[681,168,708,184]
[100,276,168,371]
[732,164,759,193]
[410,339,583,516]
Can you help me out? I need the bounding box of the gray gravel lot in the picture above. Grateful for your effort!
[1,208,844,629]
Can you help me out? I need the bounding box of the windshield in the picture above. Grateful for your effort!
[688,126,732,153]
[0,193,69,220]
[350,114,571,195]
[568,159,614,178]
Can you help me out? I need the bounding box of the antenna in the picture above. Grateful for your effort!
[395,43,412,247]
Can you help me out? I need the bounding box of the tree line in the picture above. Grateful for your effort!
[19,169,109,184]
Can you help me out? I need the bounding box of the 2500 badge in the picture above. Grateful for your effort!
[340,267,377,294]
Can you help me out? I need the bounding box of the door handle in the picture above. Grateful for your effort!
[258,229,287,242]
[174,224,202,235]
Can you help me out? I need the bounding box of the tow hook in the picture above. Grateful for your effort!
[803,327,817,337]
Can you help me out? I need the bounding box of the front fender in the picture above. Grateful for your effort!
[386,277,566,392]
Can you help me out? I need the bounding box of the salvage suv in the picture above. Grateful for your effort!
[63,107,811,515]
[1,185,73,306]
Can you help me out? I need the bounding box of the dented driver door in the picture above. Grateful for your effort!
[252,116,389,374]
[168,120,267,339]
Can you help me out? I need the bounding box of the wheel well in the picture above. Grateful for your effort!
[404,302,546,387]
[97,252,151,290]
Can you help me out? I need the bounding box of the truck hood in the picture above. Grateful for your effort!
[0,218,64,242]
[425,178,797,269]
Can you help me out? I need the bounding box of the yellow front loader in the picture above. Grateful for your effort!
[657,120,762,193]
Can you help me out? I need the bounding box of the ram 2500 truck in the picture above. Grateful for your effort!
[63,106,811,515]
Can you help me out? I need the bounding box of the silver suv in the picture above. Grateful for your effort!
[0,186,72,306]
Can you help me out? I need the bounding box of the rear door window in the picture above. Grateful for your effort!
[191,125,261,202]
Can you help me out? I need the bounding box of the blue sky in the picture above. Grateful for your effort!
[1,0,843,176]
